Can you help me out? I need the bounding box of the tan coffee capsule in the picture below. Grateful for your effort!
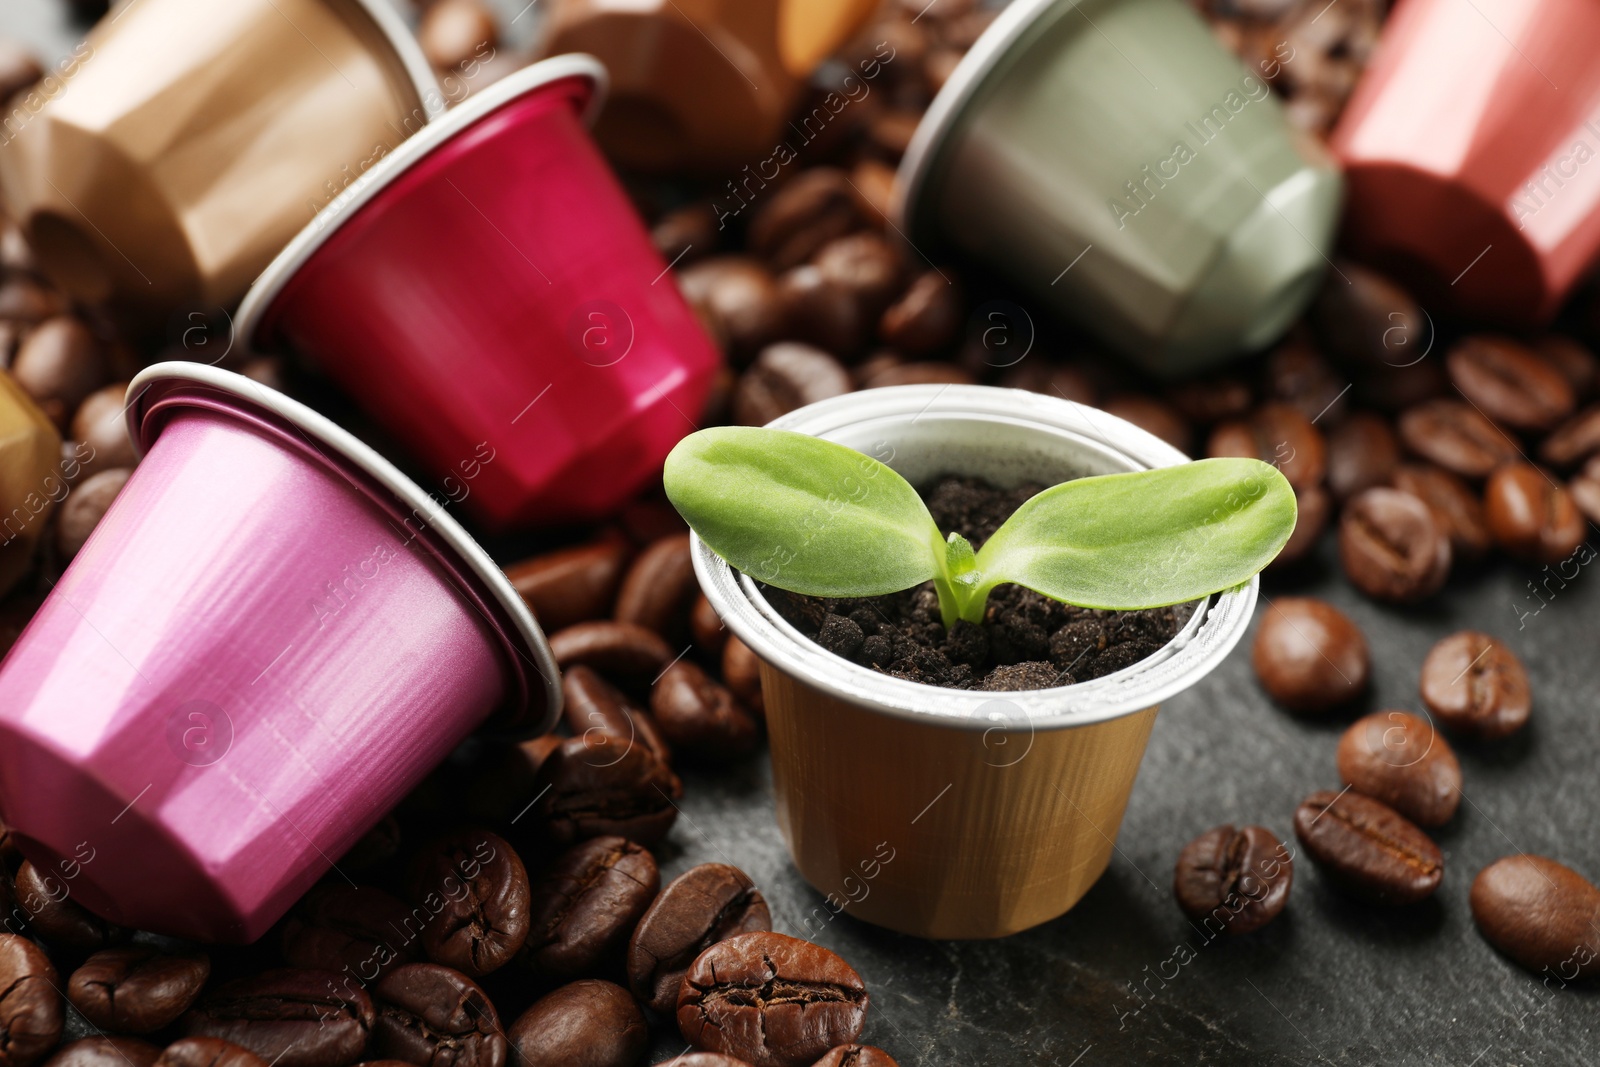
[540,0,878,173]
[0,0,442,330]
[0,372,64,598]
[691,385,1261,939]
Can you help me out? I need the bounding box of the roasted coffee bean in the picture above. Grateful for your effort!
[462,736,564,825]
[1206,402,1325,490]
[614,533,696,643]
[1356,358,1450,414]
[722,637,765,717]
[1001,361,1097,406]
[70,383,138,476]
[1539,405,1600,468]
[1470,855,1600,978]
[340,815,402,872]
[813,233,904,317]
[56,468,131,561]
[651,203,718,265]
[777,267,866,356]
[506,980,646,1067]
[1390,464,1490,561]
[530,736,680,846]
[627,863,771,1015]
[1165,377,1252,426]
[1268,484,1329,570]
[152,1039,266,1067]
[614,499,685,544]
[1172,825,1293,936]
[1336,711,1461,828]
[878,272,960,357]
[1338,488,1451,602]
[691,595,727,657]
[1397,399,1518,478]
[848,160,896,229]
[866,109,919,159]
[1446,335,1574,431]
[13,860,121,950]
[1265,335,1347,425]
[0,934,62,1067]
[67,946,210,1033]
[1419,631,1531,740]
[548,621,674,683]
[563,665,671,767]
[1103,395,1191,454]
[12,317,106,427]
[1168,821,1293,931]
[678,258,786,362]
[525,836,658,980]
[405,829,529,978]
[0,277,67,325]
[733,344,852,427]
[1572,454,1600,526]
[1536,334,1597,398]
[651,661,760,762]
[182,969,373,1067]
[1483,463,1586,564]
[281,885,418,982]
[43,1039,159,1067]
[1251,597,1368,713]
[1293,790,1443,905]
[370,963,504,1067]
[748,170,861,271]
[678,932,868,1067]
[859,362,974,389]
[1326,412,1399,501]
[417,0,496,72]
[812,1048,898,1067]
[505,537,632,634]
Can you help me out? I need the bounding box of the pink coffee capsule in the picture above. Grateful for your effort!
[0,363,560,942]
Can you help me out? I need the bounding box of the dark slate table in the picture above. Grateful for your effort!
[660,543,1600,1065]
[7,5,1598,1065]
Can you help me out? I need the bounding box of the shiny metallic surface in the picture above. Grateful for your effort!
[239,58,720,530]
[0,365,559,943]
[539,0,879,173]
[0,374,63,599]
[1331,0,1600,323]
[0,0,442,328]
[895,0,1342,375]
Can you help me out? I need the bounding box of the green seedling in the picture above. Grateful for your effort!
[664,427,1296,629]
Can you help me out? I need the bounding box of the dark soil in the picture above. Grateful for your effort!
[764,476,1195,691]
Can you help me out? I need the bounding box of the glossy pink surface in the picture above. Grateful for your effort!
[0,401,513,942]
[257,74,719,530]
[1332,0,1600,322]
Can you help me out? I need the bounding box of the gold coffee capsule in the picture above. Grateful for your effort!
[540,0,878,173]
[0,0,443,330]
[0,371,64,598]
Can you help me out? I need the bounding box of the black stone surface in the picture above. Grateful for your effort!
[652,539,1600,1066]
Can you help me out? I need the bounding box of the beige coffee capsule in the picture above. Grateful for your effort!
[0,0,443,330]
[540,0,878,173]
[0,372,64,598]
[690,385,1261,939]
